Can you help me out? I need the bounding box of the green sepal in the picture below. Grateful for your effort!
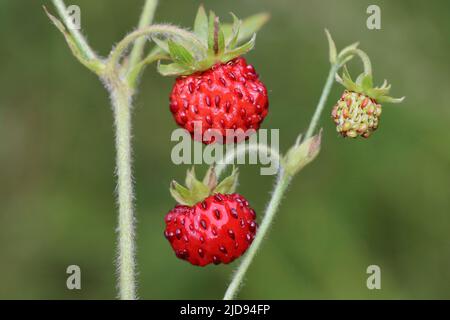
[169,166,240,205]
[339,66,404,104]
[185,167,210,198]
[376,95,405,104]
[157,62,191,76]
[360,74,373,91]
[157,7,267,77]
[213,166,239,194]
[222,13,269,45]
[325,29,337,64]
[168,39,195,66]
[194,5,208,45]
[170,180,198,206]
[151,36,169,53]
[208,11,217,55]
[227,13,241,49]
[202,166,218,190]
[207,12,225,56]
[341,66,359,92]
[220,34,256,63]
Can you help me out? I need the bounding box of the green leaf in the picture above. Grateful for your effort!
[227,13,241,49]
[157,62,190,76]
[220,33,256,62]
[325,29,337,64]
[194,5,208,44]
[167,39,195,66]
[222,13,269,44]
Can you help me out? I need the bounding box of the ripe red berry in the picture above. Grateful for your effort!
[169,57,269,144]
[164,193,257,266]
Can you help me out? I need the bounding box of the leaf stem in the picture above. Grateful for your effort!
[52,0,98,60]
[128,0,159,72]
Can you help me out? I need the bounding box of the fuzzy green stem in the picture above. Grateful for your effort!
[224,170,291,300]
[127,51,169,88]
[110,84,136,300]
[128,0,159,72]
[52,0,97,60]
[304,64,338,139]
[108,24,204,70]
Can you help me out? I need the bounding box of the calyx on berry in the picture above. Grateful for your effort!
[337,65,405,104]
[170,166,239,206]
[153,5,269,76]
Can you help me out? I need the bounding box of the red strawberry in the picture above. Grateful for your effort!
[164,167,257,266]
[155,6,269,144]
[169,58,268,144]
[164,193,257,266]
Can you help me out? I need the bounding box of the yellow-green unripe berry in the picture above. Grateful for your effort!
[331,90,382,138]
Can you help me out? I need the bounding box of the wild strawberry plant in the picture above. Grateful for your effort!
[46,0,403,300]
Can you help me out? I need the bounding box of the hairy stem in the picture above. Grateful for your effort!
[305,64,338,139]
[224,170,291,300]
[110,83,136,300]
[108,24,204,69]
[128,0,159,72]
[52,0,97,60]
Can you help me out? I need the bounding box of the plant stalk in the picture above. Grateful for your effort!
[128,0,159,72]
[110,83,136,300]
[305,64,338,139]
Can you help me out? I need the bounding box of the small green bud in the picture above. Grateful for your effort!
[284,131,322,176]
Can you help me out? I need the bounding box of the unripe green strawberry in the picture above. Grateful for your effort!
[331,91,382,138]
[332,64,404,139]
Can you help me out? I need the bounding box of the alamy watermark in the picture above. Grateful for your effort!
[171,122,280,175]
[366,265,381,290]
[66,5,81,30]
[66,265,81,290]
[366,5,381,30]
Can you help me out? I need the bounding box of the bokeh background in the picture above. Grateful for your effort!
[0,0,449,299]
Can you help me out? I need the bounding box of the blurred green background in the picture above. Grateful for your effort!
[0,0,449,299]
